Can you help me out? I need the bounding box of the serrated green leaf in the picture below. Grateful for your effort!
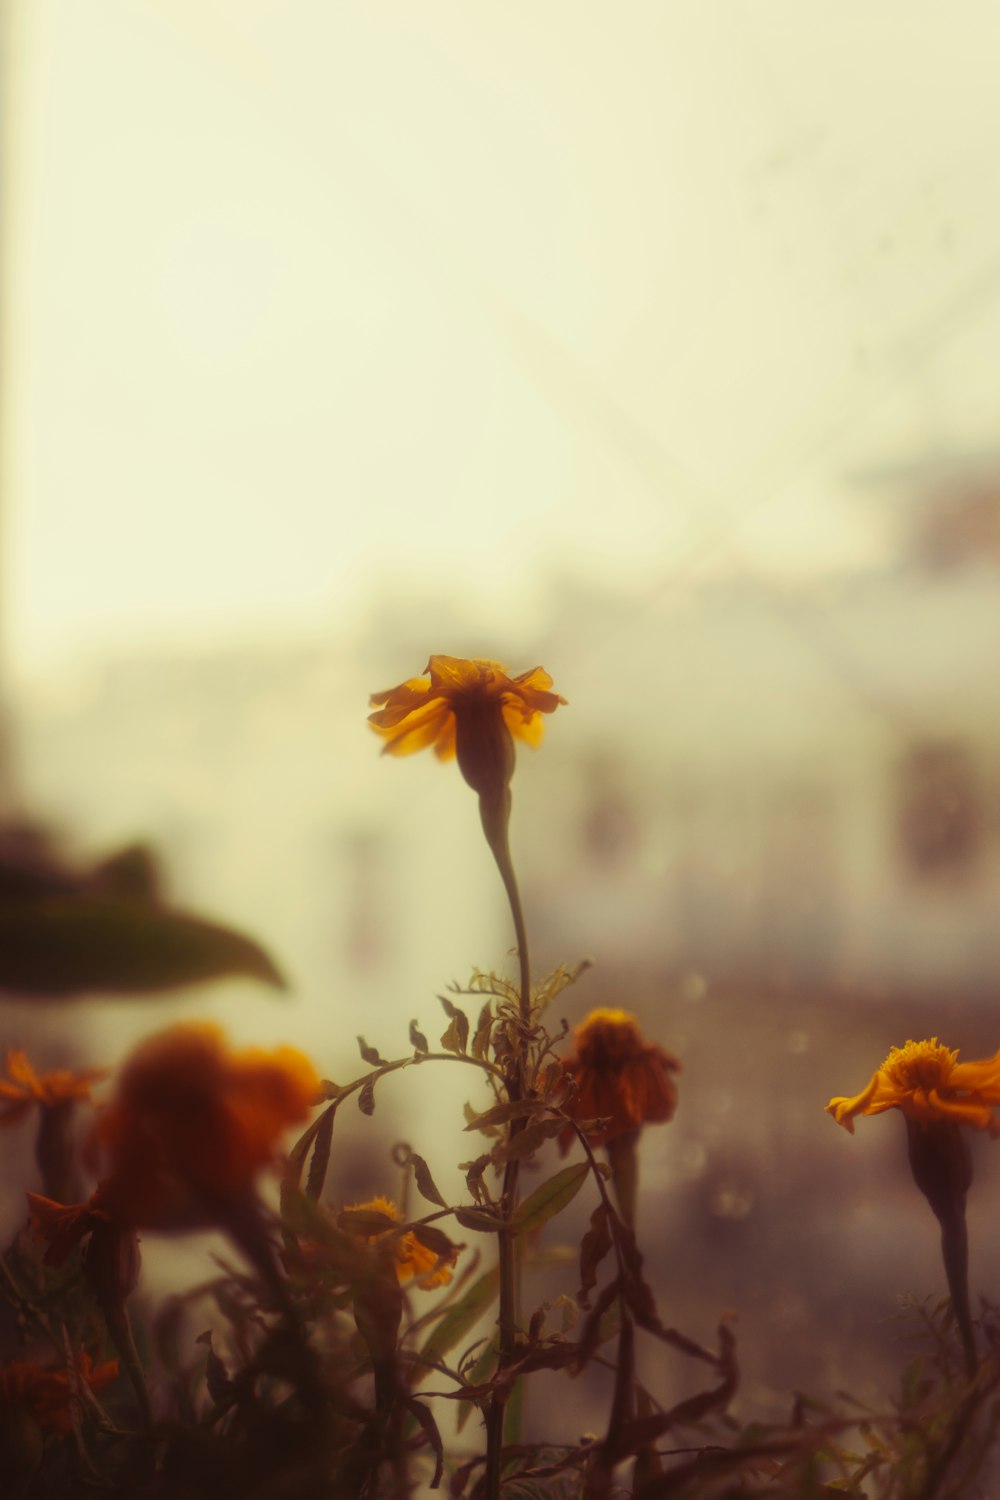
[0,897,285,997]
[513,1162,590,1236]
[414,1267,499,1380]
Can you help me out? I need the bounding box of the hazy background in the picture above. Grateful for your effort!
[3,0,1000,1428]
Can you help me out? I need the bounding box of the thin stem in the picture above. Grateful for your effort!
[103,1299,154,1427]
[482,795,531,1500]
[940,1209,978,1379]
[484,800,531,1027]
[590,1306,635,1497]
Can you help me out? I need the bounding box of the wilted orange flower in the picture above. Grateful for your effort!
[0,1351,119,1433]
[826,1037,1000,1135]
[344,1195,458,1289]
[26,1188,112,1267]
[558,1009,680,1151]
[0,1049,106,1127]
[83,1022,319,1229]
[369,655,565,762]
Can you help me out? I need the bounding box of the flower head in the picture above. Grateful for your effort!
[558,1009,680,1151]
[88,1022,319,1230]
[369,655,565,765]
[826,1037,1000,1135]
[343,1195,458,1289]
[0,1049,106,1128]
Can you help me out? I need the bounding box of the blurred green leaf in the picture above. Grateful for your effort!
[513,1163,590,1236]
[0,896,285,997]
[414,1266,499,1380]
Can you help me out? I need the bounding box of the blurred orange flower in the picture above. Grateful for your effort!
[368,655,565,762]
[0,1049,106,1127]
[26,1188,111,1266]
[558,1009,680,1151]
[30,1023,319,1252]
[344,1195,458,1289]
[826,1037,1000,1135]
[91,1022,319,1228]
[0,1351,118,1433]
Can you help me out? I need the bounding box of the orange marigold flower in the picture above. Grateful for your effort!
[344,1195,458,1289]
[559,1008,680,1151]
[0,1351,119,1433]
[826,1037,1000,1135]
[87,1022,319,1229]
[369,654,564,766]
[0,1048,106,1127]
[26,1187,113,1267]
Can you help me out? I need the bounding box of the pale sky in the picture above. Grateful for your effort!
[5,0,1000,674]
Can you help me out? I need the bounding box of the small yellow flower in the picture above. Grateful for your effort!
[345,1195,457,1289]
[368,655,565,762]
[558,1008,680,1151]
[826,1037,1000,1135]
[0,1049,106,1127]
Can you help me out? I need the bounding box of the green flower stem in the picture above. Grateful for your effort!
[479,789,531,1500]
[478,787,531,1029]
[102,1298,153,1428]
[905,1117,977,1378]
[605,1132,639,1232]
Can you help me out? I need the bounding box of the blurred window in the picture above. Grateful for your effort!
[897,742,981,878]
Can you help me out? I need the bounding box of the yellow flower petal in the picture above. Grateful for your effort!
[827,1038,1000,1135]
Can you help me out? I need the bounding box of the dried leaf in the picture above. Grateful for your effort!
[464,1099,547,1132]
[463,1154,491,1203]
[440,1014,469,1055]
[491,1117,566,1166]
[358,1078,377,1115]
[456,1334,497,1432]
[282,1102,341,1218]
[338,1207,397,1236]
[578,1203,613,1306]
[410,1223,460,1262]
[196,1330,234,1407]
[409,1153,448,1209]
[357,1037,383,1066]
[305,1103,336,1201]
[405,1397,444,1488]
[409,1019,429,1055]
[471,1002,494,1059]
[454,1208,503,1234]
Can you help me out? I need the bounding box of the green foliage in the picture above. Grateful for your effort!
[7,703,1000,1499]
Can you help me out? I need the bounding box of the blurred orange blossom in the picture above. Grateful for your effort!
[0,1352,119,1433]
[558,1008,680,1151]
[29,1022,319,1252]
[0,1049,106,1127]
[826,1037,1000,1135]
